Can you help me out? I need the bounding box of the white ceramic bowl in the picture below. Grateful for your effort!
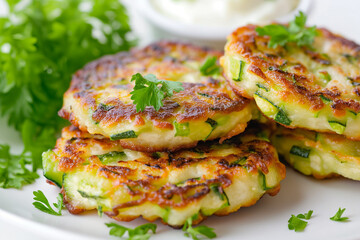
[134,0,312,49]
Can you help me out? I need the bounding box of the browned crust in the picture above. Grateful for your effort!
[225,25,360,116]
[116,138,198,153]
[59,123,200,153]
[56,126,281,174]
[52,126,285,224]
[60,41,250,128]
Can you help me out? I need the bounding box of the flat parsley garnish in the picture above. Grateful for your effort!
[130,73,184,112]
[105,222,157,240]
[330,208,349,222]
[32,190,63,216]
[183,213,217,240]
[288,210,313,232]
[256,11,318,48]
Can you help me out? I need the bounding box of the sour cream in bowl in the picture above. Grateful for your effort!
[135,0,311,49]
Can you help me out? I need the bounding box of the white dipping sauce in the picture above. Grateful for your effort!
[151,0,300,27]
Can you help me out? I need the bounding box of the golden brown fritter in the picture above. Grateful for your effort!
[43,125,285,227]
[60,41,253,152]
[222,25,360,139]
[272,126,360,180]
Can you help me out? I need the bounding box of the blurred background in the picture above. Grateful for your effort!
[125,0,360,49]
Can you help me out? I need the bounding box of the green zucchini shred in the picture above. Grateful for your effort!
[258,171,272,191]
[233,60,245,82]
[290,145,311,158]
[110,130,137,140]
[256,131,270,142]
[230,157,247,167]
[98,151,126,165]
[328,120,346,134]
[320,95,332,103]
[349,110,357,117]
[275,109,292,126]
[162,207,170,223]
[210,183,230,207]
[256,83,270,92]
[174,121,190,137]
[176,177,201,186]
[97,206,103,217]
[78,190,103,199]
[151,152,162,159]
[204,118,218,140]
[319,71,331,82]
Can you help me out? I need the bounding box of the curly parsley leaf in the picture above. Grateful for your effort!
[106,222,157,240]
[200,56,221,76]
[32,190,63,216]
[330,208,349,222]
[288,215,308,232]
[0,144,38,189]
[256,11,318,48]
[130,73,184,112]
[183,213,217,240]
[0,0,135,188]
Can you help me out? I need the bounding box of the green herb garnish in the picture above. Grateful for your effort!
[256,11,318,48]
[330,208,349,222]
[288,210,313,232]
[288,215,308,232]
[32,190,63,216]
[297,210,314,220]
[130,73,184,112]
[105,222,157,240]
[183,213,217,240]
[0,0,134,189]
[200,56,221,76]
[0,145,38,189]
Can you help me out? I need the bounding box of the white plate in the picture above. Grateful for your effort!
[1,0,360,239]
[1,168,360,240]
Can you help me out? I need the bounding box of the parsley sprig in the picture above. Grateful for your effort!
[130,73,184,112]
[288,210,313,232]
[330,208,349,222]
[0,0,135,189]
[256,11,318,48]
[105,222,157,240]
[0,145,38,188]
[183,214,217,240]
[32,190,63,216]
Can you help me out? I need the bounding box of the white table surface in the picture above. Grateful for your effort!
[1,0,360,239]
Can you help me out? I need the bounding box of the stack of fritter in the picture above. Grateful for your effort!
[42,42,286,227]
[222,25,360,181]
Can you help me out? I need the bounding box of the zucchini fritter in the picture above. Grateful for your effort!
[222,25,360,139]
[272,126,360,180]
[42,126,285,227]
[59,42,252,152]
